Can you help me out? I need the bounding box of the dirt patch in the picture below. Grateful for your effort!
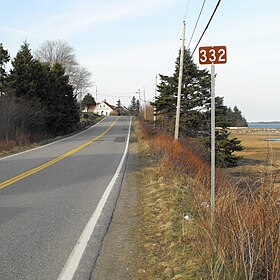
[91,133,140,280]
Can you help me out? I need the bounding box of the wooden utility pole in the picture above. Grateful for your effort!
[174,21,186,140]
[154,74,157,123]
[143,87,147,120]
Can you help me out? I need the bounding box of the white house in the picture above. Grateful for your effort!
[92,100,116,116]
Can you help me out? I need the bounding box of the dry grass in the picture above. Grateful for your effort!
[229,129,280,191]
[135,120,280,280]
[231,129,280,164]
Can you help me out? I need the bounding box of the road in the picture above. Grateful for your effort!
[0,116,131,280]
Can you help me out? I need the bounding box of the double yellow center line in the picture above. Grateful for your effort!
[0,117,120,190]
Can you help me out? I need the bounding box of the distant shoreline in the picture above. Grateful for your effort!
[249,121,280,124]
[246,122,280,130]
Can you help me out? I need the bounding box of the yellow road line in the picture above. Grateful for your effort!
[0,117,120,190]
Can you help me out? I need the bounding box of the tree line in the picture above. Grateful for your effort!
[153,49,247,167]
[0,41,92,147]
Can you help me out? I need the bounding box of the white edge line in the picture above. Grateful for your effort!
[57,117,132,280]
[0,118,106,161]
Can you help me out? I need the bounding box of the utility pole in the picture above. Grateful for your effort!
[93,85,98,103]
[143,86,147,120]
[174,21,186,140]
[79,91,83,113]
[154,74,157,123]
[137,88,141,115]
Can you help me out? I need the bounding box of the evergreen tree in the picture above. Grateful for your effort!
[214,96,231,128]
[155,49,211,136]
[47,63,79,134]
[0,43,10,96]
[81,93,96,110]
[8,42,47,134]
[226,106,248,127]
[116,99,122,115]
[215,129,244,167]
[154,48,244,167]
[129,96,140,116]
[232,106,248,127]
[8,42,79,136]
[9,42,37,100]
[136,99,140,114]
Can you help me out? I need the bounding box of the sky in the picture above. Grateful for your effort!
[1,0,279,122]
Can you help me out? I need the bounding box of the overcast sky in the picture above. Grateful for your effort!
[1,0,279,121]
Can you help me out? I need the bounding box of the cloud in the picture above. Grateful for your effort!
[22,0,176,38]
[0,25,30,36]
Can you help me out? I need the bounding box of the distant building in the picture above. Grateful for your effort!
[83,100,116,116]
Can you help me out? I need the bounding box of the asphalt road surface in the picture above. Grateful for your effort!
[0,116,131,280]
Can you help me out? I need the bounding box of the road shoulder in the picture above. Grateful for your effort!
[91,132,139,280]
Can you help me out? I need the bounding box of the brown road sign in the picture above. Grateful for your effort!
[199,46,227,64]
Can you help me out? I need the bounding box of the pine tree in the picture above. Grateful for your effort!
[82,93,96,110]
[9,42,37,100]
[47,63,79,134]
[3,42,80,140]
[232,106,248,127]
[8,42,47,134]
[215,129,244,167]
[129,96,140,116]
[225,106,247,127]
[116,99,122,115]
[9,43,79,136]
[136,99,140,114]
[155,49,211,136]
[154,48,244,167]
[0,43,10,96]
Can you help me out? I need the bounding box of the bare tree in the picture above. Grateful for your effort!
[70,65,92,98]
[34,40,92,99]
[34,40,77,72]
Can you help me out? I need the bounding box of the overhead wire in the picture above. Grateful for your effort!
[159,0,191,74]
[160,26,182,74]
[98,91,134,95]
[187,0,207,49]
[191,0,222,57]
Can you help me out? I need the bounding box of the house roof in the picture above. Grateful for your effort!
[102,101,115,110]
[95,100,115,110]
[85,100,115,111]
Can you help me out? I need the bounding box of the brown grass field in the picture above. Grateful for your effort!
[229,128,280,190]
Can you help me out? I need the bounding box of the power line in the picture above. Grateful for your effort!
[98,91,134,95]
[191,0,222,57]
[187,0,207,49]
[160,26,182,74]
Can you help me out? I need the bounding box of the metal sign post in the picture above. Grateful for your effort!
[199,46,227,225]
[210,63,215,225]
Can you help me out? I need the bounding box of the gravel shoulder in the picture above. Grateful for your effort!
[91,132,140,280]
